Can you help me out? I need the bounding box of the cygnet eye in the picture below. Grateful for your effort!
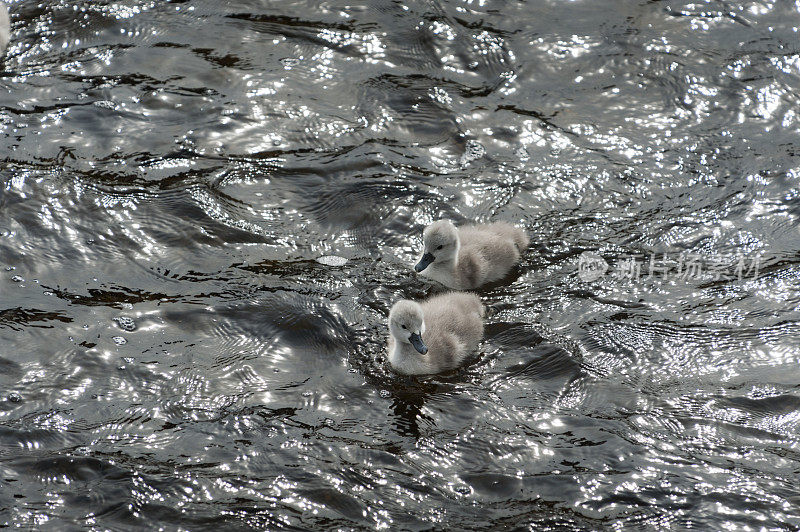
[401,325,407,329]
[437,245,443,250]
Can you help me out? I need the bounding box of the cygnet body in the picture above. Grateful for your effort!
[414,220,529,289]
[0,3,10,55]
[387,292,484,375]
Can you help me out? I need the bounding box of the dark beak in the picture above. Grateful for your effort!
[409,332,428,354]
[414,252,435,273]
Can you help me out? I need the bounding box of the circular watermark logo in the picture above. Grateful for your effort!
[578,251,608,282]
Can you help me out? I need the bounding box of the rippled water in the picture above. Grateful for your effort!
[2,0,800,529]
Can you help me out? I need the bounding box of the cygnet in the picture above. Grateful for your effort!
[414,220,529,289]
[0,3,10,55]
[387,292,484,375]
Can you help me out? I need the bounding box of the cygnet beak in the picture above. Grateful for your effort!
[415,252,435,273]
[409,332,428,354]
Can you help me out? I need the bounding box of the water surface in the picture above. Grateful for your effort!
[2,0,800,529]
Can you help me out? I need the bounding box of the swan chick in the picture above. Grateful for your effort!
[0,3,10,55]
[414,220,529,289]
[387,292,484,375]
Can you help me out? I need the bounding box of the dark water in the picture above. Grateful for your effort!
[2,0,800,529]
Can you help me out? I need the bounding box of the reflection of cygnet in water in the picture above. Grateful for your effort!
[387,292,484,375]
[414,220,529,289]
[0,3,10,55]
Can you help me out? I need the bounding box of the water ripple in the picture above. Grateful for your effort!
[2,0,800,529]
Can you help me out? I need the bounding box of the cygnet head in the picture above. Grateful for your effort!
[388,300,427,354]
[415,220,459,273]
